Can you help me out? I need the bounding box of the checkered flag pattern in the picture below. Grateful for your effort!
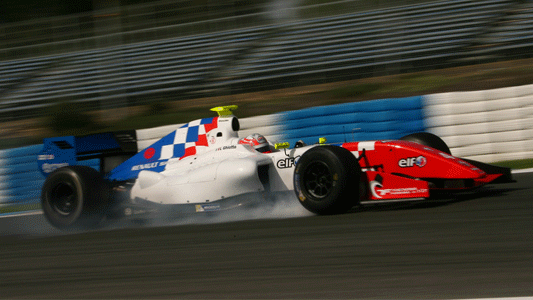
[159,117,218,160]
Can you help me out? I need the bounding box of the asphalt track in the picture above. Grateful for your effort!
[0,173,532,299]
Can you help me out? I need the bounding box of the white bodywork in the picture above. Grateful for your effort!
[129,114,313,205]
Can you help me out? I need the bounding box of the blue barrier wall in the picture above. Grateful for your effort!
[0,96,425,206]
[0,145,44,204]
[0,145,99,205]
[278,96,425,146]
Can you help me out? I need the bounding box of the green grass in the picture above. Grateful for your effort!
[374,74,462,94]
[0,203,41,215]
[493,159,533,170]
[323,83,383,99]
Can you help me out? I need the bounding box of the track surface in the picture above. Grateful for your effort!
[1,173,532,299]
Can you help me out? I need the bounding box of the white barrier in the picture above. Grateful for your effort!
[424,84,533,163]
[237,114,285,144]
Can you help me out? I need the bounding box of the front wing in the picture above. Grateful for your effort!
[363,171,429,201]
[361,170,506,202]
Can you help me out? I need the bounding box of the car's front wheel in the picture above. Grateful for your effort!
[400,132,451,154]
[294,146,361,215]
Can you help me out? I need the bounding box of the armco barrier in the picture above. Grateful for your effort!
[1,87,532,205]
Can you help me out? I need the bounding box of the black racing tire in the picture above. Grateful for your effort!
[294,146,361,215]
[41,166,110,230]
[400,132,451,154]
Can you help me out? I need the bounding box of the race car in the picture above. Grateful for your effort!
[38,105,513,230]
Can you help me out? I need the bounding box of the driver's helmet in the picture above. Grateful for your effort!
[239,133,271,153]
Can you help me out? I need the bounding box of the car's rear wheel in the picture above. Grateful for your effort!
[294,146,361,215]
[41,166,110,230]
[400,132,451,154]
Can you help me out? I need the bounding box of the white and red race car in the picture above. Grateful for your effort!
[38,106,512,230]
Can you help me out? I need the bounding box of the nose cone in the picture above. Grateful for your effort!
[390,141,487,180]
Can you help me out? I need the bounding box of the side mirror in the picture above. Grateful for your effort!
[275,142,290,149]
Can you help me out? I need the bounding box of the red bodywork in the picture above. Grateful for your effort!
[340,141,504,201]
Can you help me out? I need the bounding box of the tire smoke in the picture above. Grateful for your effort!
[142,193,313,228]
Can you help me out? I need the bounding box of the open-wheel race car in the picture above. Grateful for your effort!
[38,105,513,230]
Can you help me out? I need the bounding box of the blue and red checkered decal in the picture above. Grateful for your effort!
[159,117,217,160]
[106,117,218,181]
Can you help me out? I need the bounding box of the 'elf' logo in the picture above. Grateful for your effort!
[398,156,427,168]
[277,156,300,169]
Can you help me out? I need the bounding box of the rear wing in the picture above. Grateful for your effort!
[38,131,137,177]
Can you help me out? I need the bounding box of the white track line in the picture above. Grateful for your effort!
[0,210,42,219]
[459,297,533,300]
[512,168,533,174]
